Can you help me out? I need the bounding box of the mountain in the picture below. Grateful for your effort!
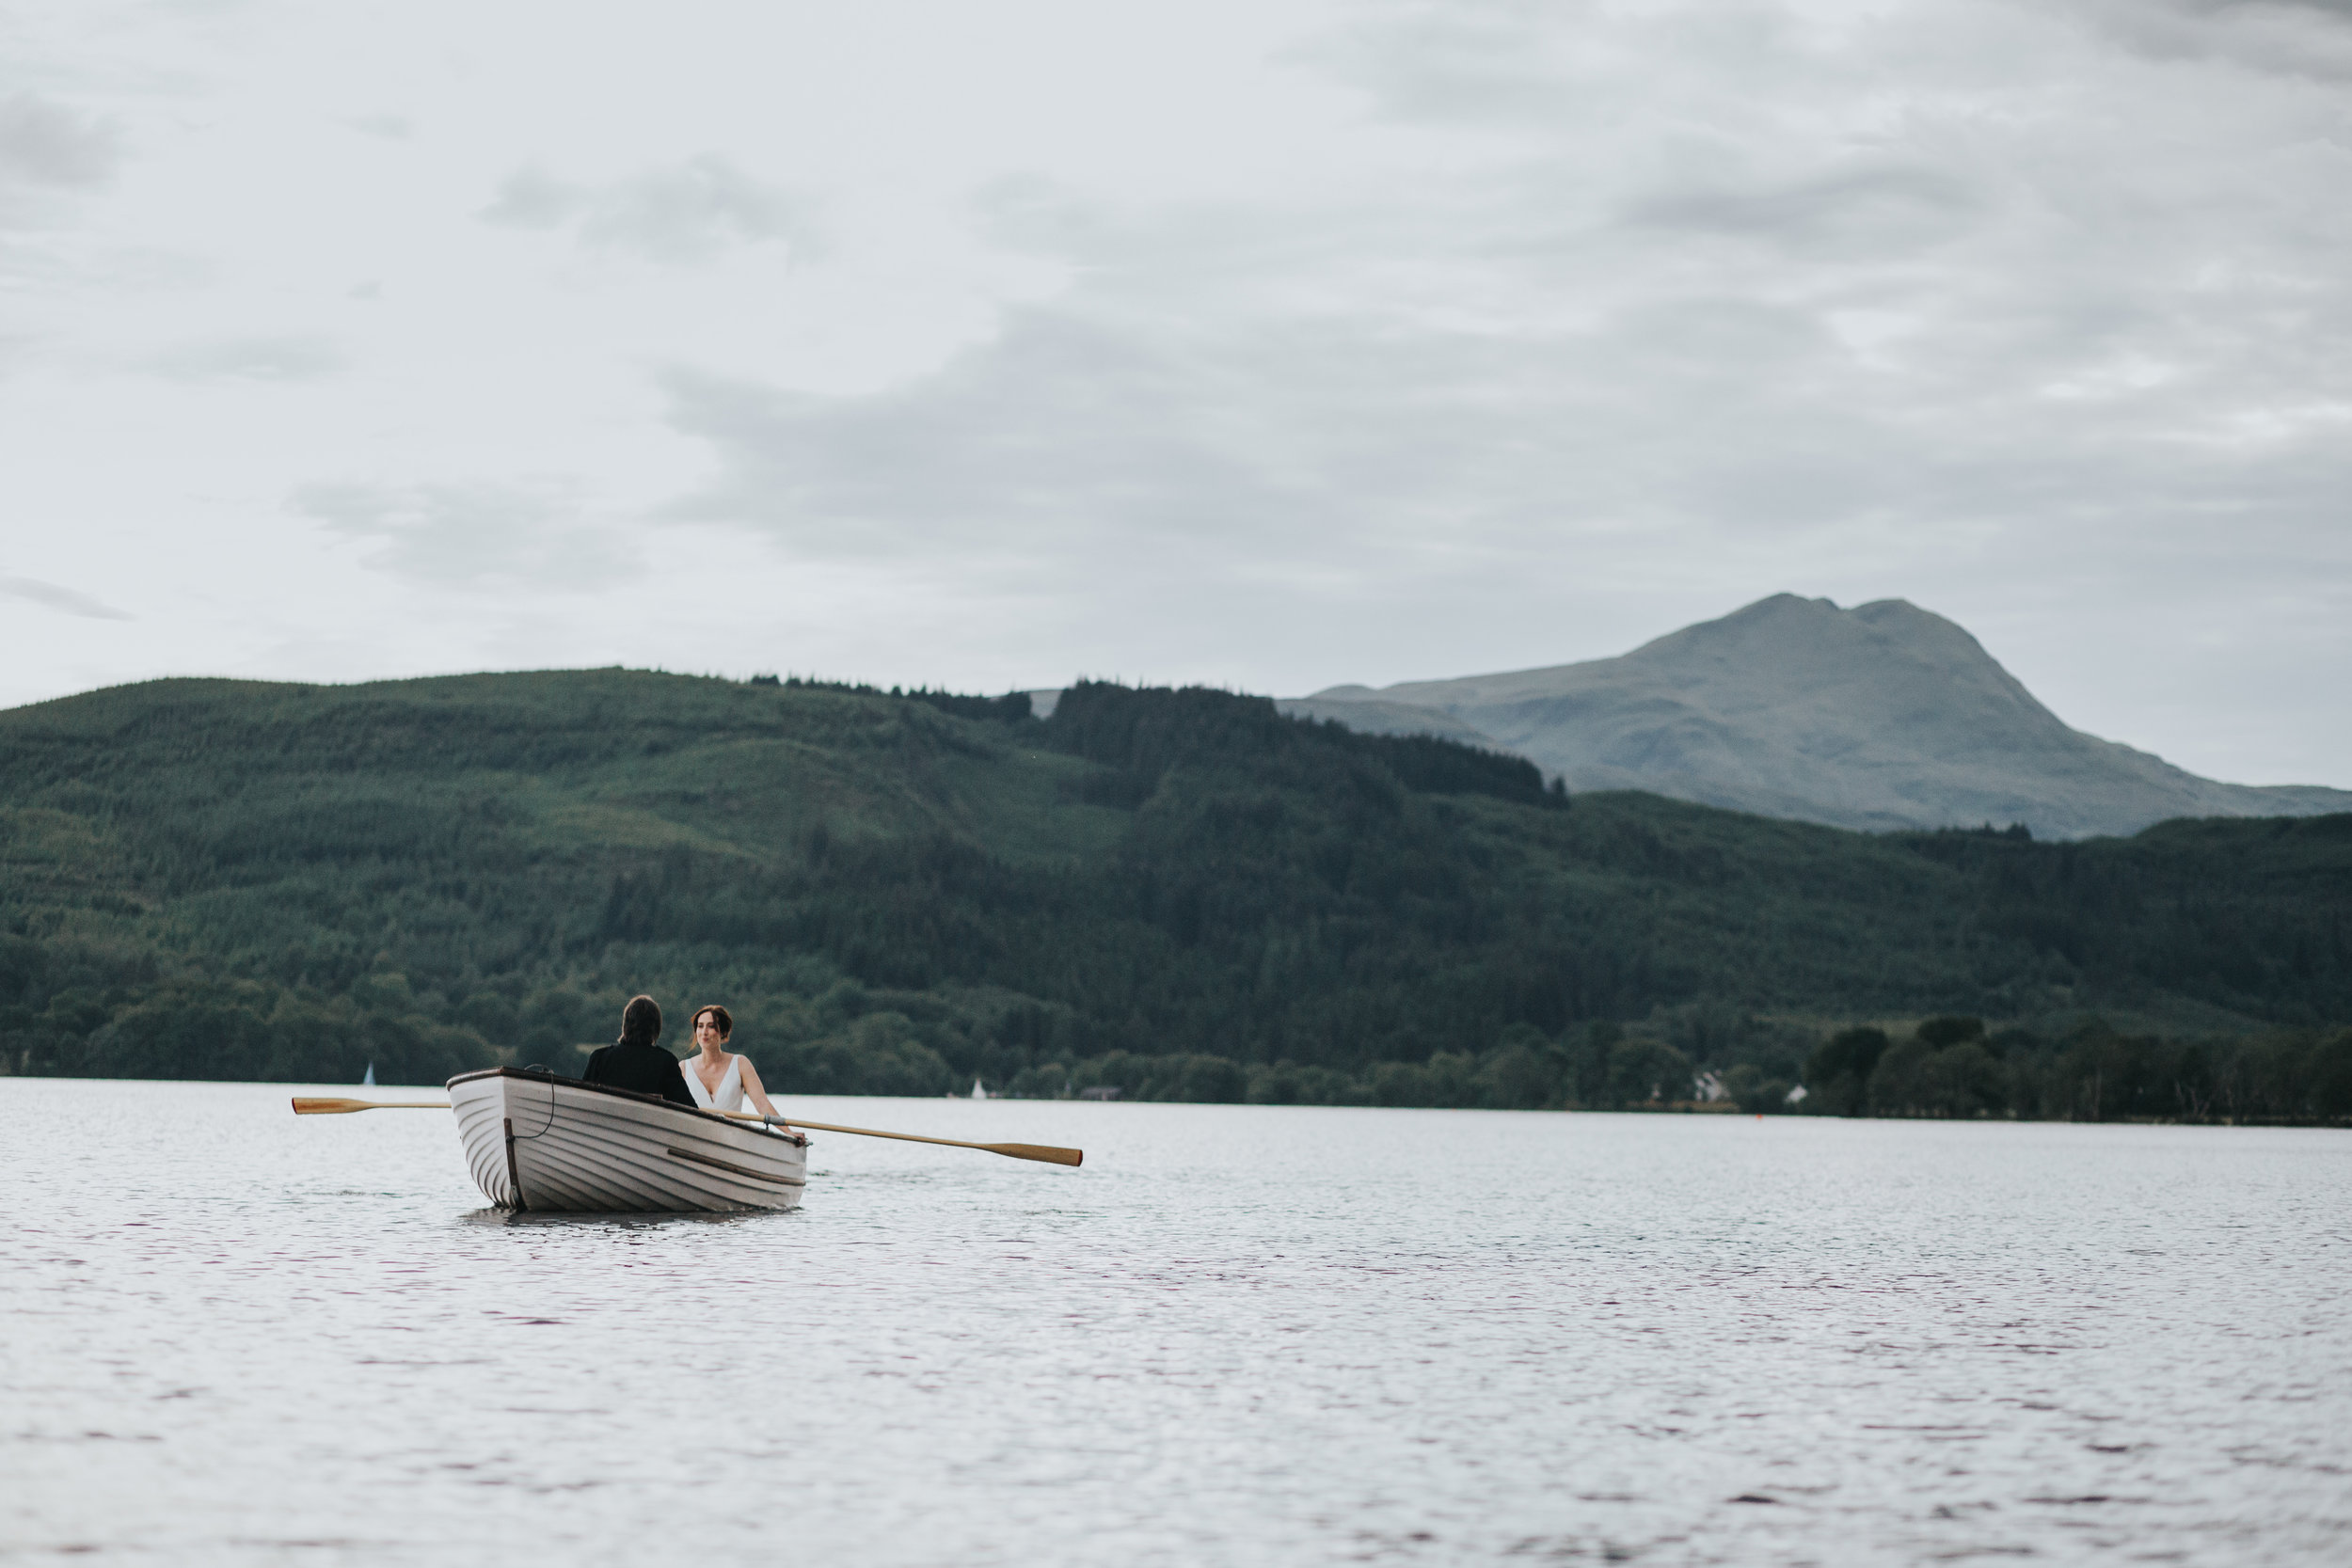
[1282,594,2352,839]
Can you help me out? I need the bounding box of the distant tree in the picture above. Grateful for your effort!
[1804,1027,1890,1116]
[1561,1022,1621,1108]
[1169,1053,1248,1102]
[1478,1028,1559,1109]
[0,934,42,1007]
[1605,1037,1692,1107]
[1371,1060,1436,1107]
[1722,1063,1793,1114]
[1921,1041,2004,1117]
[910,688,1033,724]
[2307,1030,2352,1121]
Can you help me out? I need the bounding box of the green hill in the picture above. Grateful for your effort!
[2,670,2345,1121]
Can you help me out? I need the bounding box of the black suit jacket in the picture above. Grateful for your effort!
[581,1041,698,1110]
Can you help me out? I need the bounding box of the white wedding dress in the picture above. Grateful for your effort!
[684,1053,746,1113]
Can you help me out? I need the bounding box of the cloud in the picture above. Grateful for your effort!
[345,112,412,140]
[1622,164,1981,256]
[480,155,819,264]
[151,335,343,382]
[479,166,581,228]
[2077,0,2352,79]
[293,481,638,588]
[0,93,120,190]
[0,576,133,621]
[652,0,2352,672]
[660,311,1316,567]
[0,92,120,237]
[657,294,1860,585]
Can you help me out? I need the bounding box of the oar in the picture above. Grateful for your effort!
[290,1096,1083,1167]
[714,1109,1083,1167]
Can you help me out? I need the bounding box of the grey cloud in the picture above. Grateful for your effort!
[481,156,818,264]
[151,334,342,382]
[655,0,2352,689]
[345,113,412,140]
[661,309,1338,570]
[656,298,1948,562]
[0,576,134,621]
[480,166,585,229]
[2079,0,2352,78]
[660,293,1851,581]
[580,156,815,262]
[975,177,1122,259]
[662,265,2348,591]
[294,481,636,588]
[0,93,120,189]
[1623,165,1980,255]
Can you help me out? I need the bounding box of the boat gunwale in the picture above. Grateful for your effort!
[447,1065,801,1140]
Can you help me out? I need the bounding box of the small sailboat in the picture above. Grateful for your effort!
[362,1063,375,1086]
[446,1068,806,1213]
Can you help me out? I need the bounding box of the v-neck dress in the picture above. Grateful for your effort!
[684,1054,745,1113]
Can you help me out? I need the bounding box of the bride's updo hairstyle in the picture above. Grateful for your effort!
[618,994,662,1049]
[692,1005,734,1041]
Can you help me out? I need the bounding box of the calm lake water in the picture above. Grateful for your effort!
[3,1081,2348,1566]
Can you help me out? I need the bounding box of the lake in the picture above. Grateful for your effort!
[2,1080,2348,1565]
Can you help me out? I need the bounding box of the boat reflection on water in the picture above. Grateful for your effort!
[455,1206,787,1229]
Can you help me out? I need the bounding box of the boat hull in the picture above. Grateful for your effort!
[447,1068,806,1212]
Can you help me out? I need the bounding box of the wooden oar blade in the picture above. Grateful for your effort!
[986,1142,1083,1167]
[291,1097,449,1115]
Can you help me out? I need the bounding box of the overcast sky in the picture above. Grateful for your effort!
[4,0,2347,785]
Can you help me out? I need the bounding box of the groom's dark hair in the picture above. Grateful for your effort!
[693,1005,734,1040]
[618,994,662,1049]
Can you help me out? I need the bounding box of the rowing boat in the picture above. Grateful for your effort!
[447,1067,806,1213]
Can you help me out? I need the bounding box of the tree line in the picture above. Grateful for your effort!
[1,670,2345,1122]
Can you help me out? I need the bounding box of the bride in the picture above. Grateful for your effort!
[682,1005,803,1142]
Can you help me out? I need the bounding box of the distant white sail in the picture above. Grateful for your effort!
[362,1063,375,1086]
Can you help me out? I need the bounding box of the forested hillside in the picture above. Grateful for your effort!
[2,670,2346,1120]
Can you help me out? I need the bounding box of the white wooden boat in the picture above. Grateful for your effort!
[447,1067,806,1212]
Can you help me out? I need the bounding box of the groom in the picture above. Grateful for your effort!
[582,994,698,1110]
